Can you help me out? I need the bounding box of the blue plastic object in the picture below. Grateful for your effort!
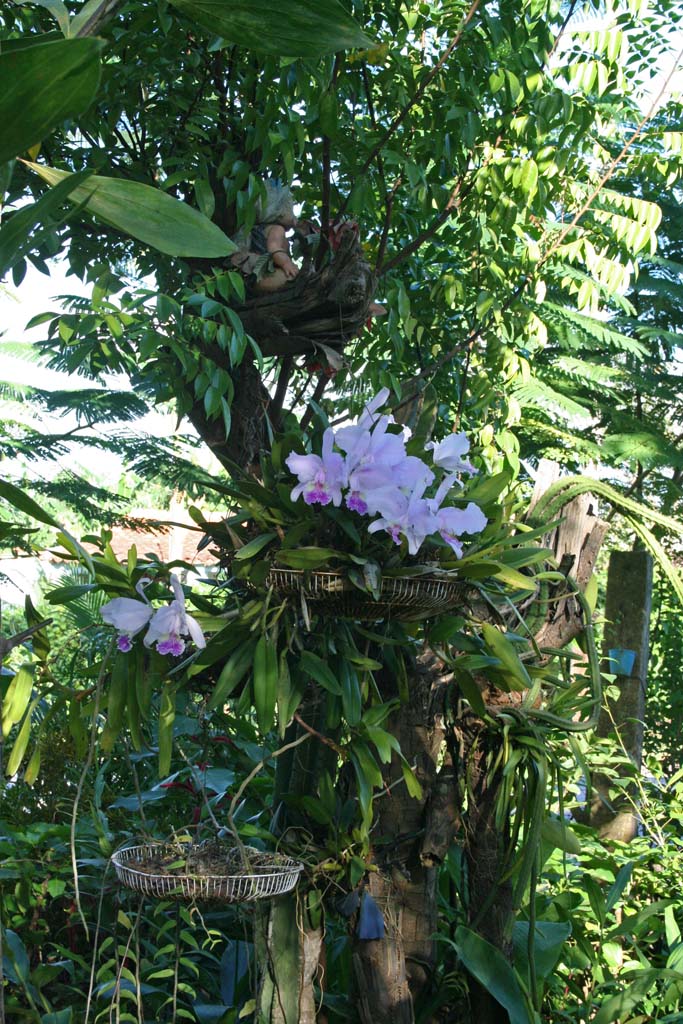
[357,892,385,940]
[607,648,636,675]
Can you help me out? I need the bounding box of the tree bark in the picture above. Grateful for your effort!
[352,652,455,1024]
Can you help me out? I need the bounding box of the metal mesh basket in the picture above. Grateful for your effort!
[266,567,468,620]
[111,844,303,902]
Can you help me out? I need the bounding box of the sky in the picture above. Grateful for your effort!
[0,261,180,489]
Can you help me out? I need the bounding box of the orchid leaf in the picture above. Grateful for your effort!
[24,162,236,258]
[0,38,102,165]
[168,0,374,58]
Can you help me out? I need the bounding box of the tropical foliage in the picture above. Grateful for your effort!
[2,0,683,1022]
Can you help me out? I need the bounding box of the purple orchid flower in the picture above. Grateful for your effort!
[434,502,487,556]
[144,575,206,655]
[286,428,346,506]
[426,433,477,476]
[368,482,437,555]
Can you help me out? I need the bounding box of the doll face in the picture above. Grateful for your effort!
[278,209,297,229]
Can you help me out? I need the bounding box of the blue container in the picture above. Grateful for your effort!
[607,648,636,675]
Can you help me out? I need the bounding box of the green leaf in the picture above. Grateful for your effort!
[0,169,91,277]
[605,861,634,913]
[158,685,176,777]
[207,638,255,709]
[339,661,362,726]
[16,0,71,35]
[540,817,581,855]
[592,973,657,1024]
[481,624,531,691]
[299,651,342,695]
[167,0,374,58]
[512,920,571,981]
[253,636,278,733]
[0,478,60,527]
[454,926,534,1024]
[400,758,423,799]
[24,162,236,258]
[6,698,39,776]
[0,38,102,165]
[2,664,35,738]
[275,547,342,569]
[234,532,277,560]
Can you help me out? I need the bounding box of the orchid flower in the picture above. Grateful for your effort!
[357,387,391,429]
[367,482,437,555]
[434,502,487,557]
[143,574,206,656]
[286,428,346,506]
[100,578,153,652]
[426,433,477,476]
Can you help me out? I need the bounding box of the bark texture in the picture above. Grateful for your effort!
[352,652,456,1024]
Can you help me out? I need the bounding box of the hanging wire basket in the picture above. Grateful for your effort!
[111,843,303,902]
[266,567,469,620]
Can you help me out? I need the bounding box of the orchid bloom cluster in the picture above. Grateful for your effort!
[100,574,206,656]
[285,389,487,557]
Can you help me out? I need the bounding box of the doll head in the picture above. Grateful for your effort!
[259,179,296,227]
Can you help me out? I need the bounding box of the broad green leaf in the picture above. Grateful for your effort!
[400,758,423,799]
[592,973,656,1024]
[70,0,116,36]
[25,162,236,258]
[0,38,102,165]
[168,0,374,58]
[454,926,534,1024]
[253,635,278,733]
[299,651,342,694]
[101,656,128,752]
[339,661,362,726]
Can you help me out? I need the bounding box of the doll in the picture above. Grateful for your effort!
[231,180,301,293]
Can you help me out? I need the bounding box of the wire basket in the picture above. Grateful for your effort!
[266,567,468,620]
[111,843,303,902]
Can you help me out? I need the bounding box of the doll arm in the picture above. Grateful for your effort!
[265,224,299,279]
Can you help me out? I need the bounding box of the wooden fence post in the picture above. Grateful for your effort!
[589,549,653,841]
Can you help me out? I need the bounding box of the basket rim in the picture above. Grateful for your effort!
[111,842,304,884]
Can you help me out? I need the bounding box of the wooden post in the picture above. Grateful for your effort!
[589,549,653,841]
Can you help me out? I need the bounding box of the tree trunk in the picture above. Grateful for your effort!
[352,652,455,1024]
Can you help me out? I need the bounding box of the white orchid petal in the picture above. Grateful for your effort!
[101,598,153,636]
[186,614,207,650]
